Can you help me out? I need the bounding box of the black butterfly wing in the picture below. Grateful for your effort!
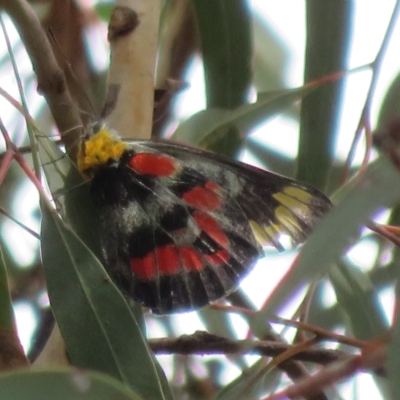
[91,139,331,314]
[132,139,332,246]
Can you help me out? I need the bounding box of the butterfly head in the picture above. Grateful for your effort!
[77,126,128,174]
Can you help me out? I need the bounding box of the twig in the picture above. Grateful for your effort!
[263,345,386,400]
[367,221,400,248]
[271,317,369,349]
[0,0,84,158]
[104,0,160,139]
[341,0,400,182]
[148,331,350,366]
[0,206,40,239]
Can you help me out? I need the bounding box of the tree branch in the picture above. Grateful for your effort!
[149,331,350,366]
[0,0,83,158]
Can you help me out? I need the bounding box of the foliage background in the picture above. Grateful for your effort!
[0,0,400,399]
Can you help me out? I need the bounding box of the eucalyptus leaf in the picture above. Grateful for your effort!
[173,87,316,148]
[40,205,173,400]
[0,369,142,400]
[299,1,354,189]
[330,260,388,340]
[0,245,14,331]
[191,0,252,109]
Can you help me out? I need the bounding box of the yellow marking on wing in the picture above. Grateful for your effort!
[249,220,272,246]
[251,188,318,248]
[251,219,286,245]
[283,187,313,203]
[264,223,284,240]
[77,128,128,172]
[273,190,311,216]
[274,205,301,235]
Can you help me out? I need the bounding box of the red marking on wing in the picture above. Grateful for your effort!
[131,245,187,279]
[157,246,181,274]
[131,242,229,279]
[179,247,203,271]
[205,249,230,266]
[130,252,156,280]
[193,212,229,248]
[129,153,177,176]
[182,186,220,210]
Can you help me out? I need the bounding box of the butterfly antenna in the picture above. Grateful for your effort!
[0,206,40,239]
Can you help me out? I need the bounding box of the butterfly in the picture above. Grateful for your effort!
[77,127,331,314]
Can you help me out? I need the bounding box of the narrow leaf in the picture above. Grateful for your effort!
[330,261,388,340]
[0,368,142,400]
[191,0,252,109]
[298,1,354,189]
[173,87,316,147]
[40,206,173,399]
[0,245,14,331]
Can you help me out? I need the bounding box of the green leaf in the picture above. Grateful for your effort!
[40,205,173,400]
[298,1,354,189]
[36,135,102,259]
[94,3,114,22]
[0,368,142,400]
[388,279,400,398]
[388,340,400,399]
[377,71,400,130]
[36,135,80,198]
[173,87,315,148]
[329,260,388,340]
[190,0,252,155]
[0,245,14,331]
[191,0,252,109]
[387,210,400,399]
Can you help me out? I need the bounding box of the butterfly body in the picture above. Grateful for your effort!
[78,128,331,314]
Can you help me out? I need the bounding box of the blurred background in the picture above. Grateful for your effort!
[1,1,399,398]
